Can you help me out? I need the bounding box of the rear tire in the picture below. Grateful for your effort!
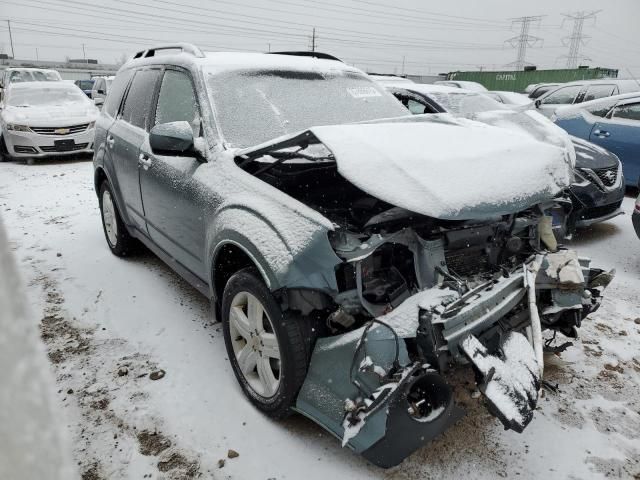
[99,181,137,257]
[221,268,308,418]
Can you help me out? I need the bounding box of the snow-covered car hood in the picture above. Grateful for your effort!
[461,109,576,167]
[1,104,99,127]
[240,119,573,220]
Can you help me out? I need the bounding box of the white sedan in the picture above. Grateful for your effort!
[0,82,99,162]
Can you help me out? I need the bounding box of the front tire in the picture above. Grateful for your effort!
[222,268,308,418]
[99,181,137,256]
[0,136,11,162]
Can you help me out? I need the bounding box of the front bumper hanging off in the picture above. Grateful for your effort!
[294,250,612,468]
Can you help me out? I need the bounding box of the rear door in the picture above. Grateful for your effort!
[589,101,640,186]
[108,68,162,232]
[138,67,207,279]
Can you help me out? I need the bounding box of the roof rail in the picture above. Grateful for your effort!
[268,51,343,62]
[132,43,205,59]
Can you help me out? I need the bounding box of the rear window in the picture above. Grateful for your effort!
[120,69,161,129]
[104,71,134,118]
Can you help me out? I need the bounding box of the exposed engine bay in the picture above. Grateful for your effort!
[236,130,614,468]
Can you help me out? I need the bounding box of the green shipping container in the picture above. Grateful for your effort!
[446,67,619,93]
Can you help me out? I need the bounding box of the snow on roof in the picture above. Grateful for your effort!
[200,51,358,75]
[399,83,476,95]
[555,91,640,118]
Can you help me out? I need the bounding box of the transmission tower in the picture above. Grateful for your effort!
[561,11,601,68]
[505,16,544,71]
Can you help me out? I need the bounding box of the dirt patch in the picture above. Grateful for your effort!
[80,463,104,480]
[157,451,200,478]
[137,430,172,456]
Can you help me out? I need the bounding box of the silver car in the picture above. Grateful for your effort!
[0,81,99,162]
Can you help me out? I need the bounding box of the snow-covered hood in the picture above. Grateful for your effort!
[1,103,99,127]
[242,118,573,220]
[461,109,576,167]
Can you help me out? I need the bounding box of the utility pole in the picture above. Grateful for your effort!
[7,20,15,59]
[561,11,600,68]
[401,56,405,75]
[35,47,39,60]
[310,27,316,52]
[268,42,271,52]
[82,43,86,61]
[505,16,544,71]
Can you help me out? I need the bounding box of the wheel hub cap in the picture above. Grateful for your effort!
[102,190,118,247]
[229,292,281,398]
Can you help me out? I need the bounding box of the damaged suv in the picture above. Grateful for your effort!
[94,44,613,468]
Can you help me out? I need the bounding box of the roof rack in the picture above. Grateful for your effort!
[132,43,205,59]
[268,51,343,62]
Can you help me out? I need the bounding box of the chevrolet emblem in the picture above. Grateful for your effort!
[54,128,70,135]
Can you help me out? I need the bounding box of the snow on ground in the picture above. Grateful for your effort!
[0,158,639,479]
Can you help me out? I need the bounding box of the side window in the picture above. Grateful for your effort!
[585,100,616,118]
[612,103,640,121]
[120,69,161,130]
[542,85,582,105]
[103,70,134,118]
[154,69,200,134]
[582,84,616,103]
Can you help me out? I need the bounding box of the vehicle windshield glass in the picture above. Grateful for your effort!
[426,91,507,114]
[77,80,94,90]
[9,70,60,83]
[205,68,409,147]
[6,85,91,107]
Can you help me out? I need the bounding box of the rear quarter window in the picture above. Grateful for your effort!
[103,71,134,118]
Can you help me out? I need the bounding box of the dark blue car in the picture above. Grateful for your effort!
[74,79,95,98]
[553,93,640,186]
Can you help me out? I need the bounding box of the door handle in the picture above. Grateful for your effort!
[138,153,152,169]
[106,135,115,148]
[593,129,610,138]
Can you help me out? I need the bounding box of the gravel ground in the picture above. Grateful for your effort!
[1,158,639,480]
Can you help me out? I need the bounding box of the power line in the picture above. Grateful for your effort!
[505,16,544,70]
[560,10,600,68]
[6,20,15,58]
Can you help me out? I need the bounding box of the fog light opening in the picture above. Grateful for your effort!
[406,374,451,423]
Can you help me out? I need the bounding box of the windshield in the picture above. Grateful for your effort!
[205,68,409,147]
[7,85,91,107]
[426,91,507,114]
[9,70,61,83]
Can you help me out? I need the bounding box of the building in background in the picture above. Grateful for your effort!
[0,57,118,81]
[446,67,619,93]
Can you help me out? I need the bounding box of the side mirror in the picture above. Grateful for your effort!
[97,89,105,95]
[535,99,542,108]
[94,97,104,106]
[150,121,202,159]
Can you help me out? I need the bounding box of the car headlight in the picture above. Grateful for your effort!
[6,124,30,132]
[88,121,96,129]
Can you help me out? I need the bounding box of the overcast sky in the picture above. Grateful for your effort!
[1,0,638,76]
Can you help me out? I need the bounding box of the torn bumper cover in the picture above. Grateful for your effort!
[295,250,612,468]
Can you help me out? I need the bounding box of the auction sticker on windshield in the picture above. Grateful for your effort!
[347,86,382,98]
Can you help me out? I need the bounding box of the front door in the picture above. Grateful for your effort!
[138,68,207,280]
[589,102,640,186]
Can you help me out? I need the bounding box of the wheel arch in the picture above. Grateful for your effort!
[211,239,276,308]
